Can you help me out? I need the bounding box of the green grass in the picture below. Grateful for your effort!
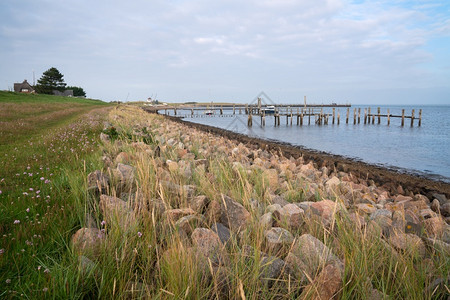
[0,91,111,298]
[1,101,448,299]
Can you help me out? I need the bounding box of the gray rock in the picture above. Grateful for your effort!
[211,223,231,244]
[190,195,209,213]
[100,132,110,142]
[87,170,109,193]
[430,199,440,213]
[117,163,135,185]
[432,193,447,206]
[175,215,204,235]
[370,209,392,220]
[191,228,226,266]
[273,203,304,229]
[72,227,104,257]
[264,227,294,253]
[99,194,136,229]
[219,194,251,231]
[300,263,342,300]
[287,234,342,279]
[441,203,450,217]
[260,212,274,230]
[164,208,196,222]
[265,204,282,214]
[388,233,426,257]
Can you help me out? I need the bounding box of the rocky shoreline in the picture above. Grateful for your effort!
[161,113,450,199]
[72,106,449,298]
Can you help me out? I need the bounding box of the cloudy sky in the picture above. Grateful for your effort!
[1,0,449,104]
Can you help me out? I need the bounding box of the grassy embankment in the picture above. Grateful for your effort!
[0,91,111,298]
[1,95,448,299]
[66,106,448,299]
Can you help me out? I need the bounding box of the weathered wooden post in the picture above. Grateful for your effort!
[377,107,381,124]
[191,109,194,116]
[300,108,304,126]
[372,113,375,124]
[337,110,340,125]
[364,108,367,124]
[411,109,415,127]
[248,113,252,127]
[346,108,349,124]
[220,106,223,115]
[401,109,405,126]
[418,109,422,126]
[233,105,235,115]
[358,108,361,124]
[239,107,242,115]
[245,104,248,115]
[353,108,356,124]
[332,108,335,124]
[368,107,371,124]
[290,109,293,126]
[387,109,390,126]
[308,108,311,125]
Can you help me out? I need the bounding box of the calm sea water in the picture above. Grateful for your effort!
[173,105,450,183]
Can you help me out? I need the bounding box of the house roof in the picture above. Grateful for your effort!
[14,80,34,92]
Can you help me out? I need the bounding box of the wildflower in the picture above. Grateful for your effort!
[14,220,20,224]
[42,288,48,292]
[29,188,33,191]
[138,232,143,238]
[5,279,11,284]
[37,266,41,271]
[26,208,30,213]
[0,190,2,195]
[100,220,106,226]
[40,177,45,181]
[0,249,4,254]
[44,268,50,274]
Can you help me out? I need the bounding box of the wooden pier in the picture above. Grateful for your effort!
[144,104,421,127]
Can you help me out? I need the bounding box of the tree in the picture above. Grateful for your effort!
[66,86,86,97]
[35,67,66,94]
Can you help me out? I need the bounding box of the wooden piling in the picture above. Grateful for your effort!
[220,106,223,115]
[418,109,422,126]
[300,109,304,126]
[290,110,293,126]
[411,109,415,127]
[233,105,235,115]
[248,114,252,127]
[332,108,335,124]
[401,109,405,126]
[346,108,349,124]
[358,108,361,124]
[353,108,356,124]
[364,108,367,124]
[377,107,381,124]
[387,109,390,126]
[308,108,311,125]
[337,110,340,125]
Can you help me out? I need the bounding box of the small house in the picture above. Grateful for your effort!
[14,80,35,93]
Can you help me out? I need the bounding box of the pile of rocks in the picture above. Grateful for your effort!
[72,107,450,298]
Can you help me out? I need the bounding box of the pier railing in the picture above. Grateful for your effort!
[144,105,421,127]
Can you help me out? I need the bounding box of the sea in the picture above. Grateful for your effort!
[169,105,450,183]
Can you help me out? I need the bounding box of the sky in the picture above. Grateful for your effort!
[0,0,449,104]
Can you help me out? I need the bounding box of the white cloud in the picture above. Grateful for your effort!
[0,0,448,103]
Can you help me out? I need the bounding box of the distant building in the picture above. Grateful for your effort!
[53,90,74,97]
[14,80,35,93]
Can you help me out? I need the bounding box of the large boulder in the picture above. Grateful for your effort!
[264,227,294,254]
[300,263,342,300]
[273,203,304,229]
[99,194,136,229]
[191,228,227,266]
[285,234,342,280]
[72,227,104,258]
[219,194,251,231]
[87,170,109,193]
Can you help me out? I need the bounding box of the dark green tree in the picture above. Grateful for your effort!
[66,86,86,97]
[35,67,66,94]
